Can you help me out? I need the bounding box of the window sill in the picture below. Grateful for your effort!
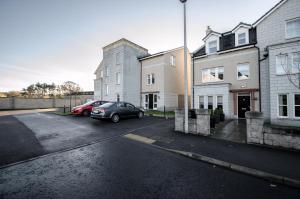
[237,78,250,81]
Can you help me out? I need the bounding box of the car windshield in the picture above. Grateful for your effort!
[100,102,114,108]
[82,101,95,106]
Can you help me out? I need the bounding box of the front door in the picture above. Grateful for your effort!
[148,94,153,109]
[238,96,250,118]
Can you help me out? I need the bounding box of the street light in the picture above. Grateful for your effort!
[179,0,188,133]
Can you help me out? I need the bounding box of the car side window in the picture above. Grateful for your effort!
[126,103,135,109]
[93,101,100,107]
[118,102,126,108]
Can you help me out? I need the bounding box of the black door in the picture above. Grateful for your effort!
[148,94,153,109]
[238,96,250,118]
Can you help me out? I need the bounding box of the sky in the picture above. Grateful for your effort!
[0,0,280,92]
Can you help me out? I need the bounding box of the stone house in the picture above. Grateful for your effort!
[139,47,192,111]
[254,0,300,126]
[192,23,260,119]
[94,38,148,107]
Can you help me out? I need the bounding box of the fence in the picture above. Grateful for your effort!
[0,96,93,110]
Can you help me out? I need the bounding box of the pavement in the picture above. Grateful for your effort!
[0,111,300,198]
[0,108,57,116]
[129,119,300,181]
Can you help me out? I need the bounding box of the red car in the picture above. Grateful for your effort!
[71,100,108,116]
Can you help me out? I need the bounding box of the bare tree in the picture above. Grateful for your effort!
[279,53,300,89]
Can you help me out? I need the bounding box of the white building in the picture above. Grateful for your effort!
[94,38,148,107]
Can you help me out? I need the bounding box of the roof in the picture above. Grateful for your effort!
[138,46,184,61]
[253,0,288,27]
[102,38,148,52]
[202,31,221,41]
[232,22,252,32]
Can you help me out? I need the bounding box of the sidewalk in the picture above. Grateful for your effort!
[0,108,57,116]
[131,119,300,181]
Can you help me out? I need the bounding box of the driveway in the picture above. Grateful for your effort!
[0,112,168,167]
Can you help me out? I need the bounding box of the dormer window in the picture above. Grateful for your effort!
[238,33,246,45]
[208,40,217,54]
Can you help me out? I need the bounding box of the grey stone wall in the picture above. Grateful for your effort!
[246,111,300,150]
[0,96,93,110]
[175,109,210,136]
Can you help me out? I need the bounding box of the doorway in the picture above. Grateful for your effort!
[145,93,157,110]
[238,95,250,118]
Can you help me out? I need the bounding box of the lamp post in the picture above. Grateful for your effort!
[180,0,188,133]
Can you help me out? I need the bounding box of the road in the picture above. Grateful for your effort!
[0,112,299,198]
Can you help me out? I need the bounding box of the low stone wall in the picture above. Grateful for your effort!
[246,111,300,150]
[175,109,210,136]
[0,96,93,110]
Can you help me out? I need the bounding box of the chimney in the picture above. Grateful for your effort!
[206,26,212,35]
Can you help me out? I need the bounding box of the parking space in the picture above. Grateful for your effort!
[0,112,169,167]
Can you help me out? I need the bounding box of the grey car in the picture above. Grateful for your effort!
[90,101,144,123]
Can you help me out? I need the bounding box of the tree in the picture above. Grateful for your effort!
[61,81,82,95]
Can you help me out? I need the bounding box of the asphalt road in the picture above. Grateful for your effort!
[0,113,300,198]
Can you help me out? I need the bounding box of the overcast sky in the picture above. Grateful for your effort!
[0,0,280,92]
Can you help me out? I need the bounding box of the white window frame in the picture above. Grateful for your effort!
[199,96,204,109]
[202,67,224,83]
[237,32,246,46]
[146,74,155,85]
[294,93,300,118]
[208,40,218,54]
[208,96,214,110]
[153,94,158,110]
[170,55,176,66]
[285,18,300,39]
[116,52,121,65]
[144,94,149,109]
[105,84,109,96]
[217,95,223,109]
[277,94,288,118]
[105,66,109,77]
[237,63,250,80]
[116,72,121,85]
[292,52,300,74]
[276,54,288,75]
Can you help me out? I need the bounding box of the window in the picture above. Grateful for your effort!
[276,54,288,75]
[286,18,300,39]
[170,55,176,66]
[154,94,158,109]
[145,95,149,109]
[105,66,109,76]
[295,94,300,118]
[237,63,250,80]
[147,74,155,85]
[105,84,109,95]
[278,94,288,117]
[116,72,121,85]
[202,67,224,83]
[208,40,217,54]
[292,52,300,73]
[199,96,204,109]
[126,103,135,109]
[217,96,223,109]
[208,96,213,110]
[116,52,121,65]
[237,33,246,45]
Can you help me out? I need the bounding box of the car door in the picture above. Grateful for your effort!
[117,102,128,117]
[125,103,137,116]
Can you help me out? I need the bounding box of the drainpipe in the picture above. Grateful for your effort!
[192,55,195,109]
[140,60,143,108]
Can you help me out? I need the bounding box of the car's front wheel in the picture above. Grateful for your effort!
[137,111,144,119]
[82,110,90,116]
[111,114,120,123]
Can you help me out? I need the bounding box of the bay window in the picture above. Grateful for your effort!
[199,96,204,109]
[276,54,288,75]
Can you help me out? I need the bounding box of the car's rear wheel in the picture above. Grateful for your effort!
[82,110,90,116]
[137,111,144,119]
[111,114,120,123]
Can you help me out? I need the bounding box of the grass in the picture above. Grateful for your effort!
[144,110,175,118]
